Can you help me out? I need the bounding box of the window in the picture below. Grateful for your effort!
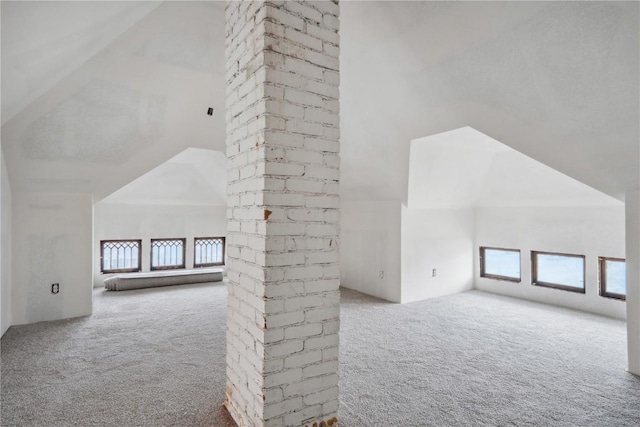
[480,247,521,282]
[151,238,186,270]
[532,251,585,293]
[599,257,626,300]
[194,237,226,268]
[100,240,142,274]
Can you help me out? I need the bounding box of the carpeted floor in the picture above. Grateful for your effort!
[1,282,639,426]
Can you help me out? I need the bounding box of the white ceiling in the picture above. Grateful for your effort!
[1,1,225,201]
[1,1,638,203]
[100,148,227,206]
[1,1,162,125]
[408,127,622,209]
[340,0,639,201]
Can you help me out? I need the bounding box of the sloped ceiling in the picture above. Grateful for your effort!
[341,0,639,201]
[1,1,638,203]
[100,148,227,206]
[1,1,162,125]
[1,1,225,201]
[408,127,622,209]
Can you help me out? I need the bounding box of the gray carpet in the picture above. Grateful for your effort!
[1,283,639,426]
[339,290,640,427]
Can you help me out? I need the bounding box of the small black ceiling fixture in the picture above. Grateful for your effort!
[207,107,214,116]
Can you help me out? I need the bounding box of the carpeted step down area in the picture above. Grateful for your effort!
[103,268,224,291]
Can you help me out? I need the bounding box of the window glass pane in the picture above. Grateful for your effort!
[536,253,584,289]
[605,259,626,295]
[484,249,520,279]
[194,237,225,267]
[101,240,141,273]
[151,239,185,270]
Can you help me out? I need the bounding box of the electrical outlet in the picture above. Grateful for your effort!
[51,283,60,294]
[432,268,437,277]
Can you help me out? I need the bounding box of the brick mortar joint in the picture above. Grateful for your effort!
[225,0,342,423]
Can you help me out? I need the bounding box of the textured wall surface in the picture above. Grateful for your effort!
[626,189,640,374]
[225,1,340,425]
[340,200,401,303]
[401,207,474,304]
[11,192,92,325]
[1,151,13,336]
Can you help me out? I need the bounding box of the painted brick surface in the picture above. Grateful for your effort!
[225,2,340,426]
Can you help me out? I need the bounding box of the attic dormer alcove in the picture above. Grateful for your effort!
[341,127,626,319]
[93,148,228,288]
[405,127,625,319]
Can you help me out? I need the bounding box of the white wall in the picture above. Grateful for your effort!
[12,192,93,325]
[341,201,401,303]
[475,206,626,319]
[626,189,640,374]
[1,151,13,336]
[401,206,474,304]
[93,202,227,287]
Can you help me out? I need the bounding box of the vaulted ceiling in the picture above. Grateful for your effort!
[1,1,638,203]
[100,148,227,207]
[408,127,621,209]
[2,1,225,201]
[340,0,639,201]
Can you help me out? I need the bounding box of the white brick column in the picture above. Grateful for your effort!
[224,2,340,426]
